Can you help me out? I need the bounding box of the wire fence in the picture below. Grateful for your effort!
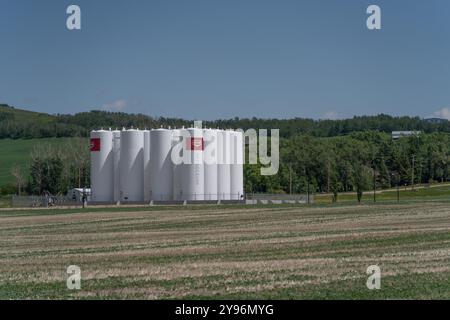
[11,193,313,207]
[12,195,80,208]
[152,193,245,201]
[246,193,313,204]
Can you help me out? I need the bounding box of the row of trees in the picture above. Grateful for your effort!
[53,112,450,138]
[9,131,450,201]
[12,138,90,196]
[2,104,450,139]
[0,120,86,139]
[245,131,450,202]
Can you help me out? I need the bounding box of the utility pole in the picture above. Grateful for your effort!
[307,180,310,205]
[392,172,400,203]
[373,168,376,203]
[411,154,415,191]
[327,158,331,193]
[304,166,310,204]
[82,186,87,209]
[289,164,292,195]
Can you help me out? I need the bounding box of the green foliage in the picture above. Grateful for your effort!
[28,138,90,195]
[2,104,450,198]
[2,131,450,199]
[2,103,450,140]
[0,185,16,196]
[249,131,450,203]
[0,104,85,139]
[0,138,73,188]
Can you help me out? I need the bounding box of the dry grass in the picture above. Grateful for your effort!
[1,202,450,299]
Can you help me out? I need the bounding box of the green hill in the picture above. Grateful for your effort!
[0,104,54,123]
[1,103,450,140]
[0,104,86,139]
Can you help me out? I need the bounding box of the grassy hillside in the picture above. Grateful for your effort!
[0,138,74,188]
[0,104,86,139]
[0,104,54,124]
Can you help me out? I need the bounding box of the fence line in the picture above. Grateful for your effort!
[12,195,80,208]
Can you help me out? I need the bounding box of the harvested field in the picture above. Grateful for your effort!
[1,202,450,299]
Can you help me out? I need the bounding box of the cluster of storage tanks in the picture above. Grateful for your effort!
[90,127,244,203]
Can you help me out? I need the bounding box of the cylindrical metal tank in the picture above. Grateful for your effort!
[149,129,173,201]
[90,130,114,202]
[230,130,244,200]
[180,128,204,201]
[203,129,218,200]
[236,130,244,199]
[119,129,144,202]
[143,130,151,202]
[112,130,121,203]
[217,130,231,200]
[172,129,184,200]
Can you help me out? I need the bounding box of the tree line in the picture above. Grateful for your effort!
[2,104,450,139]
[9,138,90,196]
[8,131,450,202]
[247,131,450,202]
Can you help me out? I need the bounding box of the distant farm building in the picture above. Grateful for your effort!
[391,131,421,140]
[425,118,448,124]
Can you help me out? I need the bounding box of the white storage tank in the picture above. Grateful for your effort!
[112,130,121,203]
[90,130,114,202]
[180,128,204,201]
[150,129,173,201]
[236,130,244,199]
[203,129,218,200]
[143,130,151,202]
[90,125,243,204]
[172,129,184,200]
[217,130,231,200]
[230,130,244,200]
[119,129,144,202]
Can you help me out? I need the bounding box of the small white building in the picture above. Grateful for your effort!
[68,188,91,202]
[392,131,421,140]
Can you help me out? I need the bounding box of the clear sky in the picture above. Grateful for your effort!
[0,0,449,120]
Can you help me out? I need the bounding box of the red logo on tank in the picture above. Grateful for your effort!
[90,138,101,152]
[187,137,204,151]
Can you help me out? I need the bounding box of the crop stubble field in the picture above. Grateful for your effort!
[1,202,450,299]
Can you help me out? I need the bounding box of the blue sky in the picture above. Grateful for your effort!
[0,0,449,120]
